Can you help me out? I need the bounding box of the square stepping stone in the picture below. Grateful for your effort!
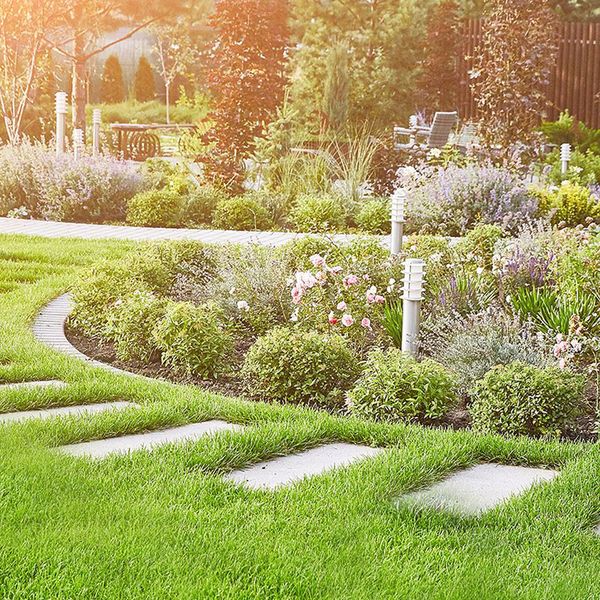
[60,421,242,459]
[225,442,384,490]
[594,523,600,536]
[0,380,67,391]
[0,401,138,424]
[397,463,559,516]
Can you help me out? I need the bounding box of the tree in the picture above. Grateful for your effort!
[203,0,289,188]
[0,0,66,143]
[133,56,155,102]
[151,20,199,124]
[417,0,460,113]
[100,54,125,103]
[470,0,559,149]
[289,0,434,132]
[322,41,349,134]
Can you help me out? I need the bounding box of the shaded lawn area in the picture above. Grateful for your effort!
[0,233,599,599]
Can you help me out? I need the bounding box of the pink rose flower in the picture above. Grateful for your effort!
[337,301,347,310]
[310,254,326,268]
[291,285,303,304]
[341,313,354,327]
[361,317,372,330]
[343,274,359,288]
[374,295,385,304]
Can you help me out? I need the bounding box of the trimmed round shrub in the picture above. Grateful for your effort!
[183,185,229,226]
[241,327,360,407]
[470,362,585,437]
[152,301,233,378]
[126,189,185,227]
[347,349,456,422]
[535,182,600,226]
[289,193,347,232]
[106,290,166,362]
[355,197,391,234]
[212,194,272,231]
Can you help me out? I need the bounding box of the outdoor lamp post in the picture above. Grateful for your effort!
[390,188,406,256]
[92,109,102,157]
[55,92,68,156]
[73,128,84,160]
[401,258,425,356]
[560,143,572,176]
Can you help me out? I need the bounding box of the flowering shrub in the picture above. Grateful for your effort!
[400,163,538,235]
[470,362,584,437]
[242,327,360,407]
[0,141,144,223]
[346,349,456,423]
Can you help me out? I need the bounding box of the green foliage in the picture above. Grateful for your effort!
[511,286,600,335]
[126,189,185,228]
[322,42,349,134]
[536,182,600,226]
[212,194,273,231]
[355,197,391,234]
[152,301,233,378]
[546,149,600,186]
[242,327,360,407]
[87,100,203,125]
[382,301,403,348]
[100,55,126,104]
[455,223,505,269]
[347,349,456,423]
[290,193,347,232]
[540,111,600,154]
[470,362,584,437]
[183,185,229,226]
[106,290,166,362]
[133,56,156,102]
[470,0,559,149]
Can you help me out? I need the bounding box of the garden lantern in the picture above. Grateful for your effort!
[73,128,84,160]
[92,109,102,157]
[390,187,406,255]
[560,143,571,175]
[55,92,68,156]
[401,258,425,356]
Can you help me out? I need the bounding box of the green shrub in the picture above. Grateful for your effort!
[346,349,456,423]
[470,362,584,437]
[455,224,504,269]
[545,148,600,186]
[535,182,600,226]
[106,290,166,362]
[126,189,185,227]
[289,193,347,232]
[355,197,391,234]
[242,327,360,407]
[183,185,229,226]
[212,194,272,231]
[152,301,232,378]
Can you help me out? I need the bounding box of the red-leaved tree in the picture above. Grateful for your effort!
[203,0,288,189]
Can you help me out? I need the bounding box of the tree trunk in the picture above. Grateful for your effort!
[165,82,171,125]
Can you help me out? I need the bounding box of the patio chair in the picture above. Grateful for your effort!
[394,111,459,151]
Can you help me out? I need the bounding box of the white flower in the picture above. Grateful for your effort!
[476,267,484,275]
[237,300,249,311]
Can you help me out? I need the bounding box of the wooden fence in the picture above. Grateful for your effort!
[458,20,600,128]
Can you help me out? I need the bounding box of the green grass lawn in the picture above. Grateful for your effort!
[0,233,599,599]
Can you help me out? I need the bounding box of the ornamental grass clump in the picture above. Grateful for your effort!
[242,327,360,407]
[470,362,584,438]
[346,349,457,423]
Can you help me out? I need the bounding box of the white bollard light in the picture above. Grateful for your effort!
[55,92,68,156]
[92,109,101,157]
[560,143,571,176]
[401,258,426,356]
[73,128,84,160]
[408,114,418,145]
[390,188,406,256]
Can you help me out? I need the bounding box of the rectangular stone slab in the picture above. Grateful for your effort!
[60,421,242,458]
[595,524,600,536]
[398,463,559,516]
[0,380,67,391]
[225,443,384,490]
[0,401,138,424]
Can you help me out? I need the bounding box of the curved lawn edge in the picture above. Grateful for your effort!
[33,294,137,378]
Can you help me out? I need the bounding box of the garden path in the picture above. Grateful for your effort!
[0,217,386,246]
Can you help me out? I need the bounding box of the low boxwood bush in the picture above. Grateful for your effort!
[183,185,229,226]
[346,349,456,422]
[470,362,585,437]
[212,194,272,231]
[241,327,360,407]
[126,189,185,227]
[106,290,166,362]
[355,197,391,234]
[289,193,347,232]
[152,301,233,378]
